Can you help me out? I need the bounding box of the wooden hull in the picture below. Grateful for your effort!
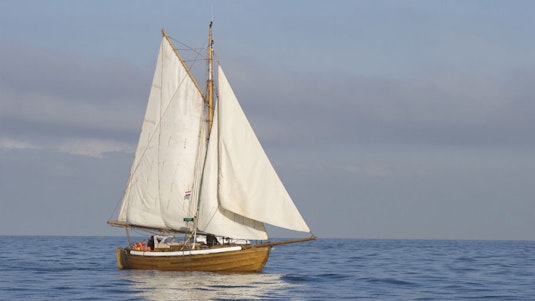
[116,245,271,272]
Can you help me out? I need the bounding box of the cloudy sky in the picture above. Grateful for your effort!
[1,1,534,240]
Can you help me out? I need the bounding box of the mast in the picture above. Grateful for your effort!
[191,21,215,242]
[206,21,215,134]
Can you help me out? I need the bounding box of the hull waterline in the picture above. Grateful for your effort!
[116,245,271,272]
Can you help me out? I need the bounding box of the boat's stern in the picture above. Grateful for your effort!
[116,247,127,270]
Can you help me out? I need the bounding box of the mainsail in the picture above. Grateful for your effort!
[117,36,204,232]
[116,33,311,240]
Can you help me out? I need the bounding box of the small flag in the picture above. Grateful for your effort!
[184,190,192,200]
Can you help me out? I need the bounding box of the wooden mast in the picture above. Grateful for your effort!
[206,21,215,134]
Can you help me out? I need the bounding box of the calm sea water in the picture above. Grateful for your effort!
[0,236,534,300]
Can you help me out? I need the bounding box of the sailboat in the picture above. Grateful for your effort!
[108,23,315,272]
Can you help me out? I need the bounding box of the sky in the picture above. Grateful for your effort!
[1,0,534,240]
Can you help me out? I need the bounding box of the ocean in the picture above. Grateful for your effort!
[0,236,534,300]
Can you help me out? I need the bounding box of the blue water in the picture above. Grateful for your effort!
[0,237,534,300]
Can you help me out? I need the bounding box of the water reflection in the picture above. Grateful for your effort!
[121,270,296,300]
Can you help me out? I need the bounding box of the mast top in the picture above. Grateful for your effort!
[206,22,215,134]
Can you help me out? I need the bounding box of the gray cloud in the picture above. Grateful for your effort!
[2,1,535,239]
[228,65,535,152]
[0,41,150,155]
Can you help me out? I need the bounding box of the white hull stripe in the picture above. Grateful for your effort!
[129,246,242,257]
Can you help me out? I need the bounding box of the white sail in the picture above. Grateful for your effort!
[198,97,268,240]
[117,37,204,231]
[217,66,310,233]
[197,66,310,238]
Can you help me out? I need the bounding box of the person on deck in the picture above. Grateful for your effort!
[148,236,155,250]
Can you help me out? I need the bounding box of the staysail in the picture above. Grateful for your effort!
[117,36,204,232]
[198,90,268,239]
[197,66,310,239]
